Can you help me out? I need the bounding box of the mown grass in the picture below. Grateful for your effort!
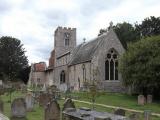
[0,91,160,120]
[70,92,160,113]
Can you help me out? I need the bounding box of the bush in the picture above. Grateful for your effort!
[119,35,160,96]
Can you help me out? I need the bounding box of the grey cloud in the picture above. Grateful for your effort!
[78,0,122,16]
[0,0,13,13]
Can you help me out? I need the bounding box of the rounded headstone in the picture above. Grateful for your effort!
[11,98,26,118]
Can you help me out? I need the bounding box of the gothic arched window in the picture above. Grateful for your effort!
[60,70,65,84]
[105,49,119,80]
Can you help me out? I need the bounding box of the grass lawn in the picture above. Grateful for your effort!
[0,91,160,120]
[69,92,160,113]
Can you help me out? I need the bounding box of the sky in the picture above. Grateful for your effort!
[0,0,160,65]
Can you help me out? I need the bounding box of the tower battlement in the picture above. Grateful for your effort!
[56,26,76,32]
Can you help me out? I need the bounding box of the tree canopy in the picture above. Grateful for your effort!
[98,22,140,49]
[119,35,160,95]
[0,36,28,82]
[98,16,160,49]
[135,16,160,37]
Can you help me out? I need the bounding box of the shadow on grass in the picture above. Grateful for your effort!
[10,117,28,120]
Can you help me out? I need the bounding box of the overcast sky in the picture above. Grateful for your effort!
[0,0,160,65]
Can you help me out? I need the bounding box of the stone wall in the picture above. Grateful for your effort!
[69,62,91,91]
[91,29,126,92]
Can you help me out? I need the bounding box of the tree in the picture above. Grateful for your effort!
[18,66,31,84]
[0,36,28,82]
[135,16,160,37]
[119,35,160,95]
[98,22,140,49]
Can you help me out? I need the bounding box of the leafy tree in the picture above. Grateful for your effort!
[135,16,160,37]
[119,35,160,95]
[98,22,140,49]
[0,36,28,82]
[18,66,31,84]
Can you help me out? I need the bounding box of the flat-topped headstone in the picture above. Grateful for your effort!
[25,93,34,111]
[63,98,75,111]
[138,95,146,105]
[11,98,26,118]
[114,108,125,116]
[147,95,152,103]
[44,100,60,120]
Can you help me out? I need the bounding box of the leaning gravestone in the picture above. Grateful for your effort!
[11,98,26,118]
[39,93,51,107]
[25,93,34,111]
[114,108,125,116]
[62,98,75,111]
[44,100,60,120]
[0,99,4,113]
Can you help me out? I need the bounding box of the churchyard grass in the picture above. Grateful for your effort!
[0,91,160,120]
[69,92,160,113]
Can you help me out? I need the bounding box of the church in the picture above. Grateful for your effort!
[28,24,126,92]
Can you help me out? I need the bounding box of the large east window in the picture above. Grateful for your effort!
[105,49,118,81]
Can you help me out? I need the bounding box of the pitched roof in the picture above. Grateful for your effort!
[69,28,125,66]
[69,33,106,66]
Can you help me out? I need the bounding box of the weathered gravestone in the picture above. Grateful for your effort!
[44,100,60,120]
[138,95,146,105]
[0,99,4,113]
[129,112,140,120]
[39,93,52,107]
[11,98,26,118]
[62,98,75,111]
[25,93,34,111]
[147,95,152,103]
[114,108,125,116]
[144,110,151,120]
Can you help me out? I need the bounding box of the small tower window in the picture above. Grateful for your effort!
[65,38,69,46]
[64,32,70,46]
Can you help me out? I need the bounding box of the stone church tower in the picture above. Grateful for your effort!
[53,27,77,91]
[54,27,76,62]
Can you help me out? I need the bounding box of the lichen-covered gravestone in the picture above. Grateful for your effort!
[11,98,26,118]
[44,100,60,120]
[62,98,75,111]
[25,93,34,111]
[39,93,52,107]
